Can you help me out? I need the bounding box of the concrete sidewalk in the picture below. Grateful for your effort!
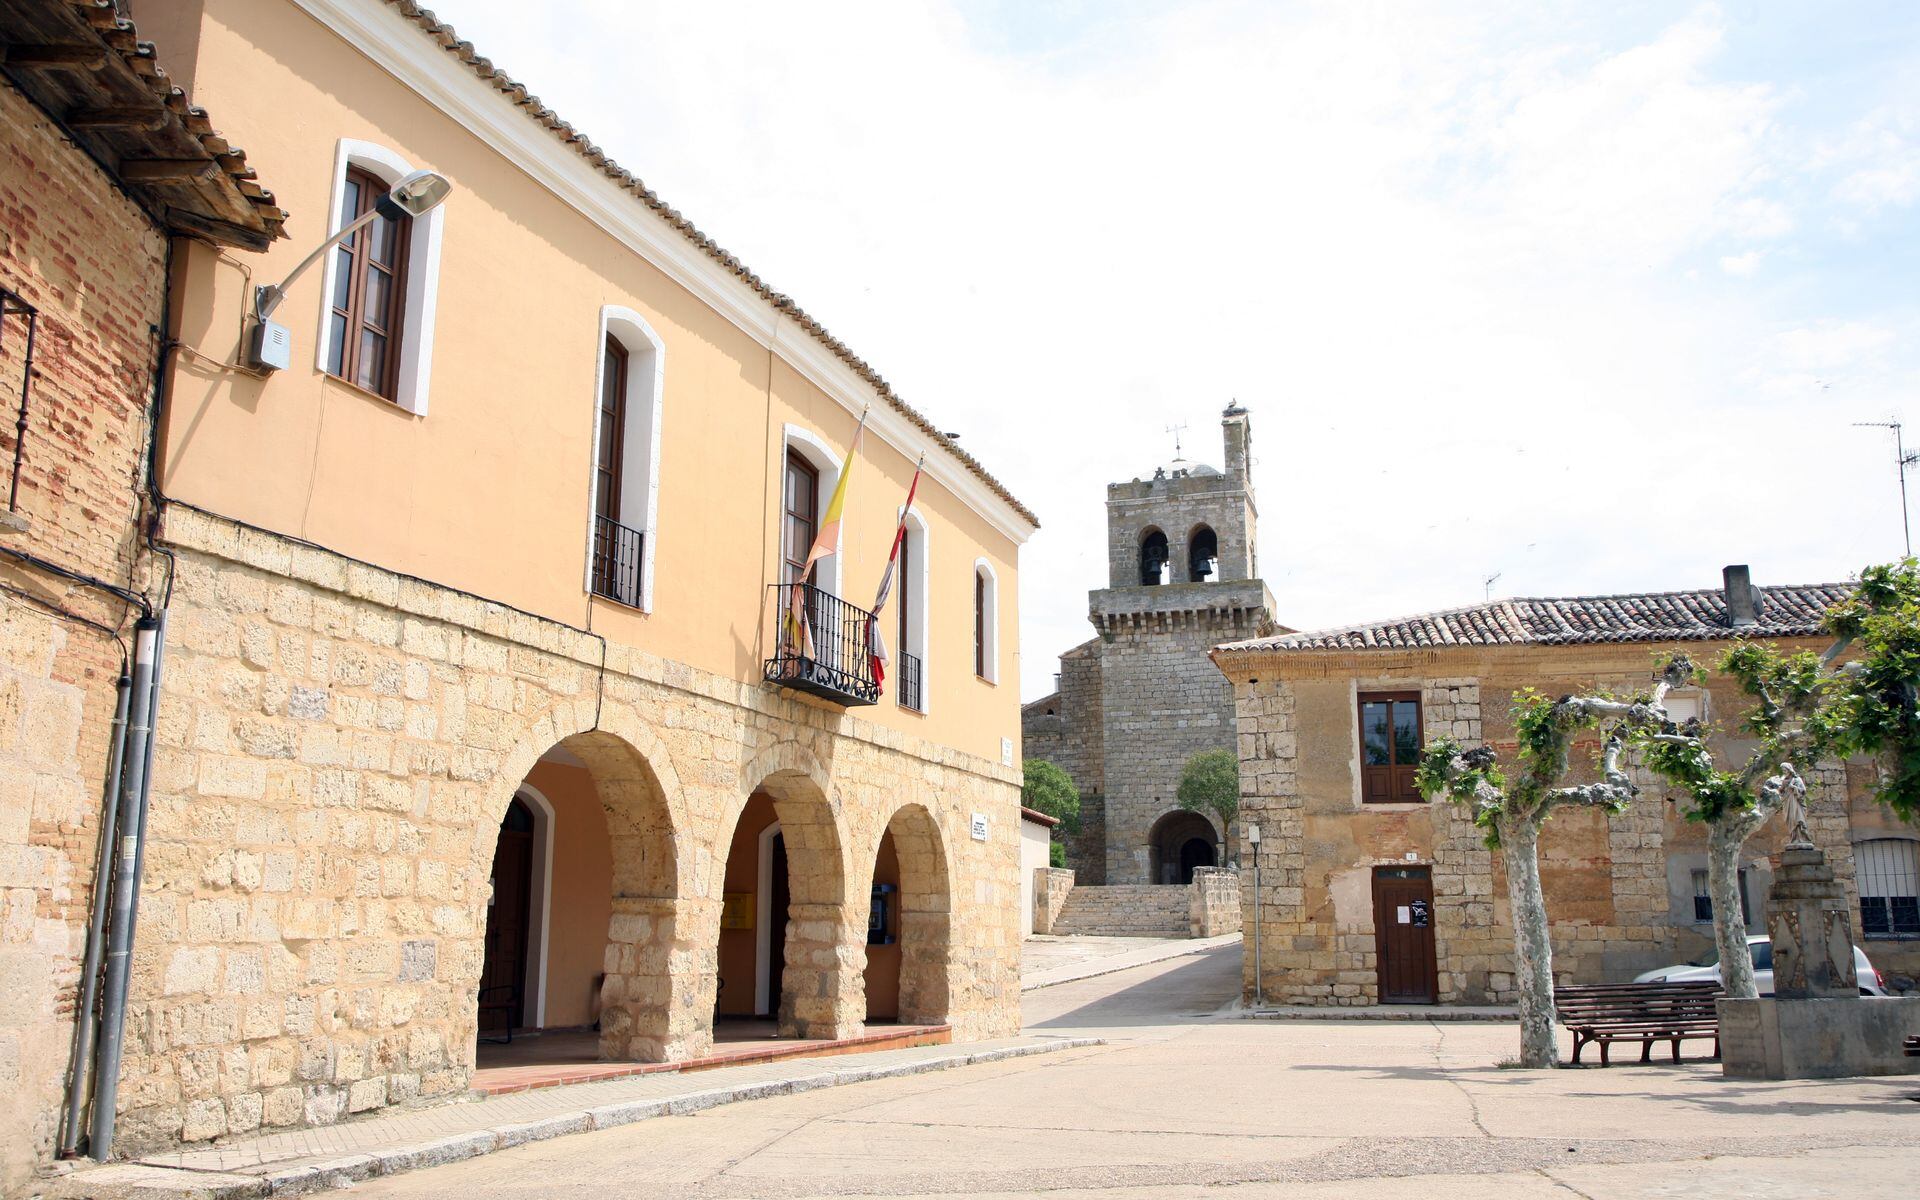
[42,1035,1098,1200]
[1021,932,1241,991]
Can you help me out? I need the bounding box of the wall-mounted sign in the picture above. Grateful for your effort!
[720,891,753,930]
[970,812,990,842]
[1001,737,1014,767]
[1409,898,1431,929]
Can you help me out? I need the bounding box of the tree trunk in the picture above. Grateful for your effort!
[1706,811,1765,1000]
[1499,812,1559,1068]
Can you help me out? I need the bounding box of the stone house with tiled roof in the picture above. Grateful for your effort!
[1210,567,1920,1008]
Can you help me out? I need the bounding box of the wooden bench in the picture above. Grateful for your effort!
[1553,982,1724,1066]
[1903,1034,1919,1058]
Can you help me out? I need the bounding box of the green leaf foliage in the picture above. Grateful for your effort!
[1176,748,1241,826]
[1021,759,1081,836]
[1820,559,1920,820]
[1049,840,1066,869]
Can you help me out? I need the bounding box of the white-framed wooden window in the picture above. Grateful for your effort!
[780,425,842,597]
[314,139,446,415]
[973,558,999,683]
[584,306,665,612]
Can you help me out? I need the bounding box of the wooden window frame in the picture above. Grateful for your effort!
[326,165,412,401]
[974,569,987,679]
[783,449,819,585]
[595,335,629,523]
[1358,690,1423,804]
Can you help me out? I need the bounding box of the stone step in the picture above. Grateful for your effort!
[1052,884,1191,937]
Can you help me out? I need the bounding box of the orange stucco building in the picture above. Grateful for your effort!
[1,0,1037,1178]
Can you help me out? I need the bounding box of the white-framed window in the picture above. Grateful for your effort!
[314,139,446,415]
[585,306,665,612]
[1857,838,1920,937]
[781,425,842,597]
[894,507,930,712]
[1664,692,1703,727]
[973,558,999,683]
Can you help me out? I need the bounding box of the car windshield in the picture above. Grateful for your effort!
[1688,941,1771,971]
[1689,948,1719,968]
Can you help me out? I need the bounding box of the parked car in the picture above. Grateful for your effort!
[1635,934,1890,996]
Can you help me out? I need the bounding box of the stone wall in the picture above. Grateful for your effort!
[1089,587,1269,882]
[1225,643,1889,1008]
[1020,639,1105,882]
[0,76,170,1193]
[1031,867,1074,935]
[1189,867,1241,937]
[106,505,1024,1157]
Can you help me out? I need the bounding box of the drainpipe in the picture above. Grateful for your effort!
[87,613,165,1160]
[56,670,134,1158]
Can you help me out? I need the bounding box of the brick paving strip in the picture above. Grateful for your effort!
[42,1036,1100,1200]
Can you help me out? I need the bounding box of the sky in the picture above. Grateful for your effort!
[426,0,1920,700]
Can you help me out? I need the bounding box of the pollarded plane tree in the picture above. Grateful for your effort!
[1637,561,1920,1001]
[1416,662,1687,1069]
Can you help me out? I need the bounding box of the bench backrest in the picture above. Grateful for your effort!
[1554,982,1723,1025]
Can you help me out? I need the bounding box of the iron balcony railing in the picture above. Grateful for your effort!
[591,515,645,608]
[897,650,924,713]
[764,582,880,706]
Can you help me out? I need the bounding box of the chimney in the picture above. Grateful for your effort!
[1723,564,1762,627]
[1221,403,1250,480]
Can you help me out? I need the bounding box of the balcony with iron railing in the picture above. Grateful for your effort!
[592,514,645,608]
[896,650,923,713]
[764,581,880,706]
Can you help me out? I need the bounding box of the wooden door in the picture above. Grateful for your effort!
[481,799,536,1030]
[767,833,790,1017]
[1372,866,1437,1004]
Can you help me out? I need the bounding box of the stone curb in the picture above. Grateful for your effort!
[1021,934,1241,993]
[40,1038,1102,1200]
[1239,1006,1517,1022]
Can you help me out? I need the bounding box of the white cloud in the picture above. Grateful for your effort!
[426,1,1920,698]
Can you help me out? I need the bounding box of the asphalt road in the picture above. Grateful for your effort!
[352,943,1920,1198]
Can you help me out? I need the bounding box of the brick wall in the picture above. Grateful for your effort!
[0,77,169,1192]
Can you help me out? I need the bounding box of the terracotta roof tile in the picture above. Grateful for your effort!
[1218,583,1853,653]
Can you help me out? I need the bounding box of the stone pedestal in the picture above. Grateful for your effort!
[1720,995,1920,1079]
[1767,844,1858,998]
[1720,838,1920,1079]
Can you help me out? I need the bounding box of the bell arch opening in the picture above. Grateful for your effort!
[1139,528,1170,586]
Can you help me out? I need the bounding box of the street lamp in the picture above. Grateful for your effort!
[247,169,453,371]
[1246,821,1263,1010]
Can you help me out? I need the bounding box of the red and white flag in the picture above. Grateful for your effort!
[867,454,924,690]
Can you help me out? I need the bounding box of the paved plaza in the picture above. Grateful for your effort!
[326,944,1920,1198]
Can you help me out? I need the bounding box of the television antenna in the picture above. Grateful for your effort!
[1483,571,1502,601]
[1855,419,1918,556]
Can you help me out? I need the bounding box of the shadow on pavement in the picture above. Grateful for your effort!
[1025,944,1244,1031]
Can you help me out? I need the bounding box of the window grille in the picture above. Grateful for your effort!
[1689,867,1751,925]
[1857,839,1920,937]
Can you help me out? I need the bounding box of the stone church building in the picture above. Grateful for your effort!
[1024,406,1278,884]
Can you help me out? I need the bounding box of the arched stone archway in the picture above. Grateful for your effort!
[1148,809,1219,885]
[476,710,700,1064]
[863,802,953,1026]
[717,743,860,1040]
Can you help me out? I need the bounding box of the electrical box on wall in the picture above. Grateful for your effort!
[249,319,291,372]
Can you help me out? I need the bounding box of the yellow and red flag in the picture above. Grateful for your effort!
[786,409,868,658]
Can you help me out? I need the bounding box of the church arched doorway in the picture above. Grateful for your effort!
[1148,809,1218,885]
